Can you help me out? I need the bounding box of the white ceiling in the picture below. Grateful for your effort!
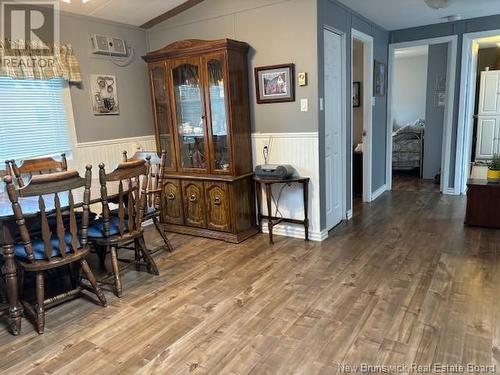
[336,0,500,31]
[57,0,188,27]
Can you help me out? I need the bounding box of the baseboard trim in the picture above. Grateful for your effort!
[260,224,328,242]
[346,209,353,220]
[76,135,156,148]
[372,184,387,200]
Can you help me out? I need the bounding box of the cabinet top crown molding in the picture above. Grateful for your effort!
[142,39,250,62]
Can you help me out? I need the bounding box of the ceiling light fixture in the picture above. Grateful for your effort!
[424,0,450,10]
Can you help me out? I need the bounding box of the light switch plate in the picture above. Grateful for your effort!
[300,98,308,112]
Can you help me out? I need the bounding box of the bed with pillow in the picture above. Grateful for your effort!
[392,119,425,177]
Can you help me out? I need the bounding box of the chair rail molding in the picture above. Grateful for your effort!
[251,132,323,241]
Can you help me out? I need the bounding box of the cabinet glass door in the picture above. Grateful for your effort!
[172,60,208,171]
[206,56,231,173]
[150,64,175,169]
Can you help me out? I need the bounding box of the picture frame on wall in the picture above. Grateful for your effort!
[373,60,386,97]
[254,63,295,104]
[353,81,361,107]
[90,74,120,115]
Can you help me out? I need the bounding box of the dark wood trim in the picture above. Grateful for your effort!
[162,223,258,243]
[140,0,205,29]
[254,63,295,104]
[143,39,249,62]
[163,172,254,182]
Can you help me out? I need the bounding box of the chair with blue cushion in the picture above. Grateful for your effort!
[122,150,173,252]
[88,158,159,298]
[3,166,107,334]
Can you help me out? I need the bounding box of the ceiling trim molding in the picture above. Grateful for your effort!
[140,0,205,29]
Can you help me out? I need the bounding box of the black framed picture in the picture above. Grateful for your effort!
[374,60,386,97]
[254,64,295,104]
[353,81,361,107]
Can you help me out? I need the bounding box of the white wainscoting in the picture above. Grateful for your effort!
[68,133,324,241]
[252,132,325,241]
[69,135,157,173]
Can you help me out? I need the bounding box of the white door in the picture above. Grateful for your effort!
[324,29,344,230]
[478,71,500,115]
[475,115,500,160]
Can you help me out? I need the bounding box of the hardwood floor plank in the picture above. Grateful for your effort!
[0,190,498,374]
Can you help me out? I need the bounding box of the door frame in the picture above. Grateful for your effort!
[351,28,374,203]
[456,29,500,194]
[386,35,458,193]
[323,25,347,229]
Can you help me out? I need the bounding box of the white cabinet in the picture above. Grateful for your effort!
[478,71,500,115]
[476,116,500,160]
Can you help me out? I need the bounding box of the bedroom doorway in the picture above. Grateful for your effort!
[351,29,373,204]
[387,36,458,193]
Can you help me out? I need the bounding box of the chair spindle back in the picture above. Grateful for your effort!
[3,166,92,262]
[98,159,150,238]
[7,153,68,187]
[122,150,166,210]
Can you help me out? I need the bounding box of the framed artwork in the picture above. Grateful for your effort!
[254,64,295,104]
[90,74,119,115]
[353,82,361,107]
[373,60,386,97]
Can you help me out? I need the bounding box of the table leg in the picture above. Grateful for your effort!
[303,180,309,241]
[3,244,21,335]
[255,181,262,230]
[265,183,274,244]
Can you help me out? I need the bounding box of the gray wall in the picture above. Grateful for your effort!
[390,14,500,189]
[423,43,447,180]
[60,12,153,143]
[317,0,389,227]
[147,0,318,134]
[393,54,428,128]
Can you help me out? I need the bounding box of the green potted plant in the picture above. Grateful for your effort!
[487,154,500,182]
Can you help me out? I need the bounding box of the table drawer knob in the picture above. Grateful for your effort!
[213,196,221,205]
[189,194,197,203]
[167,193,175,200]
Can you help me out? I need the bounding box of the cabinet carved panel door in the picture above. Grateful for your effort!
[162,179,183,225]
[182,180,206,228]
[205,182,230,232]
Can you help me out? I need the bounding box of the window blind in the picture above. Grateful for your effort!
[0,77,72,161]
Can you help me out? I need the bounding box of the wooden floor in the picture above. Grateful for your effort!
[1,189,499,374]
[392,173,440,193]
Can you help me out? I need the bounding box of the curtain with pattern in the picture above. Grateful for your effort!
[0,41,82,82]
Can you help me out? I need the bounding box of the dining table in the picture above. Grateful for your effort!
[0,178,131,335]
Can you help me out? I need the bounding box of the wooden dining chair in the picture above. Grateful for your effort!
[7,153,68,187]
[122,150,172,252]
[3,166,107,334]
[88,158,159,298]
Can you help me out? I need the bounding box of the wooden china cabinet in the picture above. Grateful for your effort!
[142,39,258,243]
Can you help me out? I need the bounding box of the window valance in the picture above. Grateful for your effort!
[0,41,82,83]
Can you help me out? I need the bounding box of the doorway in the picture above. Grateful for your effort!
[457,29,500,194]
[351,29,373,204]
[386,36,458,194]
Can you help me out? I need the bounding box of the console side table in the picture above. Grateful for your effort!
[254,176,310,244]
